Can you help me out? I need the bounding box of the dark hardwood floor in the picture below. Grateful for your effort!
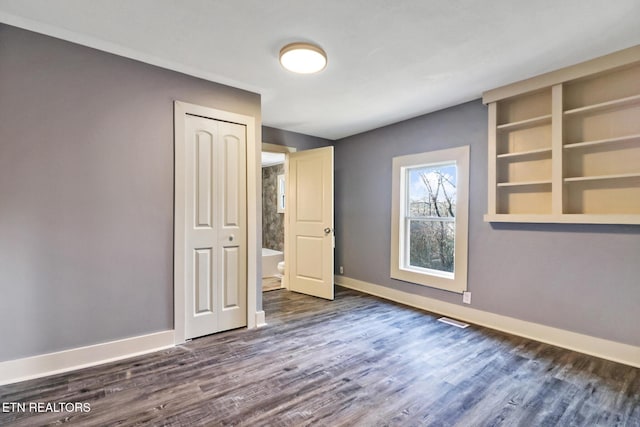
[1,287,639,426]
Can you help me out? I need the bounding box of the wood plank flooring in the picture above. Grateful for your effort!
[1,287,639,426]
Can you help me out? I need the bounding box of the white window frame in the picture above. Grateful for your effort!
[390,145,469,293]
[277,173,285,213]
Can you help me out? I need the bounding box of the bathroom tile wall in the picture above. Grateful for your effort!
[262,164,284,251]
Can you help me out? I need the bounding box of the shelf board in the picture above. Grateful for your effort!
[497,180,552,188]
[564,172,640,183]
[564,94,640,116]
[497,148,552,159]
[484,213,640,225]
[564,133,640,150]
[496,115,552,132]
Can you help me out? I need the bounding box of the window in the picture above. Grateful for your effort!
[277,174,285,213]
[391,146,469,293]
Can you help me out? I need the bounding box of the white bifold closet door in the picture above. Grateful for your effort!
[184,115,247,339]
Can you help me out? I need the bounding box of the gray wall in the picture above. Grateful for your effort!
[334,100,640,347]
[0,24,261,362]
[263,126,332,151]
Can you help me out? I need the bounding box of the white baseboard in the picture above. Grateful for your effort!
[0,330,175,386]
[336,275,640,368]
[255,310,267,327]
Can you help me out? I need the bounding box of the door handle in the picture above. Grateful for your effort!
[324,227,332,235]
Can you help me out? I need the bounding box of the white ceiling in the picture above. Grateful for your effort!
[261,152,285,168]
[1,1,639,140]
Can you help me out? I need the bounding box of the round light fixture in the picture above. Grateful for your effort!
[279,42,327,74]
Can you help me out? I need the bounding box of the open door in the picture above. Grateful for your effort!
[288,146,334,300]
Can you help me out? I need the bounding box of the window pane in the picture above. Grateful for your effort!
[408,220,455,273]
[407,164,457,218]
[391,146,468,292]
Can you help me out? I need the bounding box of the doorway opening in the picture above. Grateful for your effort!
[261,151,286,292]
[260,143,335,307]
[261,143,296,294]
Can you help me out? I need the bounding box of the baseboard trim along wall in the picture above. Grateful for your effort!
[256,310,267,327]
[0,330,175,386]
[336,275,640,368]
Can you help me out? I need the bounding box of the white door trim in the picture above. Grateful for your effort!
[262,142,296,154]
[174,101,258,344]
[261,143,296,290]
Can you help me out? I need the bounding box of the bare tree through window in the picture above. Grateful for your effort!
[407,164,456,273]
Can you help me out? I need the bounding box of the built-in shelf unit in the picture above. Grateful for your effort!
[483,45,640,224]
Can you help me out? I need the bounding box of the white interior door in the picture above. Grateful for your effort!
[288,146,334,300]
[184,115,247,339]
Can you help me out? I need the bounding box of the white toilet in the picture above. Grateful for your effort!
[277,261,285,276]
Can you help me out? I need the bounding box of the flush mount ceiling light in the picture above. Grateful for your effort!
[279,42,327,74]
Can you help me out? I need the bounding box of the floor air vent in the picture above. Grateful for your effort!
[437,317,469,328]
